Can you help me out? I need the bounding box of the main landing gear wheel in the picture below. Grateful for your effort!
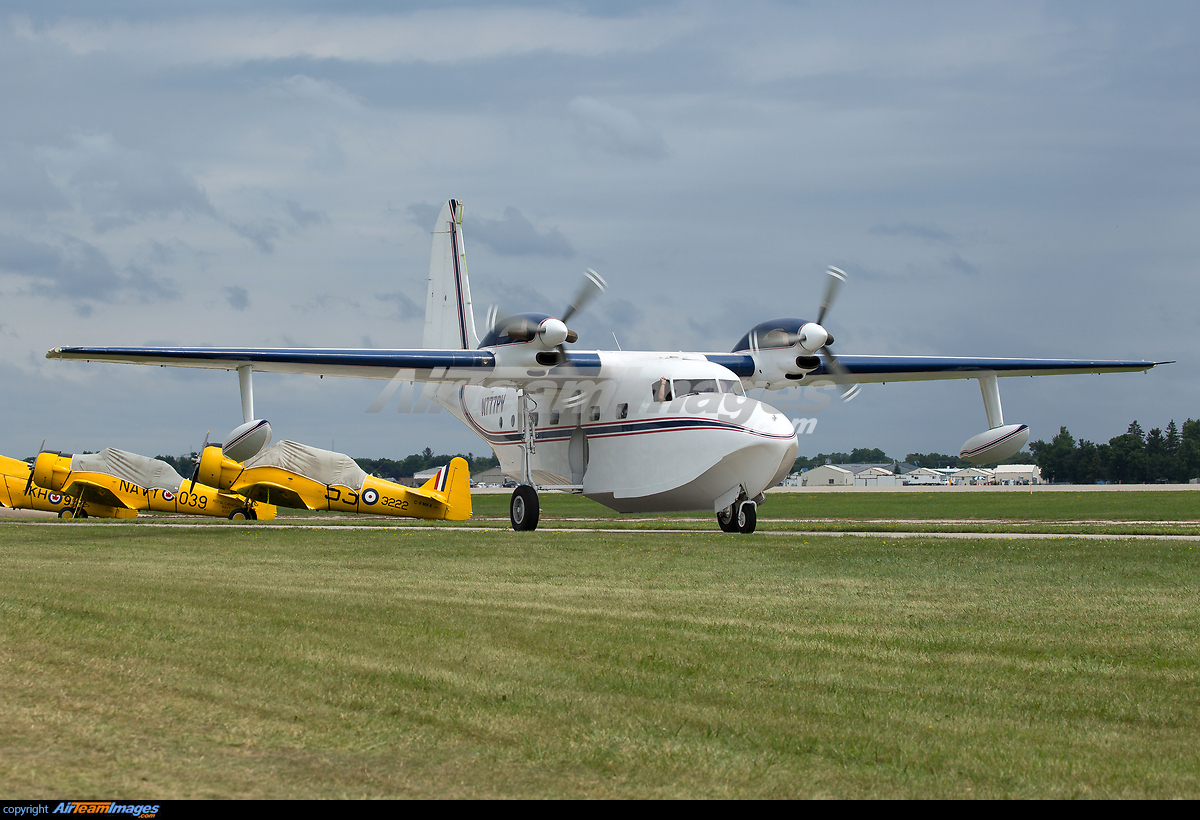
[229,509,252,521]
[717,505,738,533]
[510,485,540,531]
[58,508,84,519]
[737,501,757,534]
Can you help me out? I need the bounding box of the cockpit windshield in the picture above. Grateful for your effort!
[652,378,744,402]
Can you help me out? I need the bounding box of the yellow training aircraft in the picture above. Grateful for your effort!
[195,439,472,520]
[28,448,276,521]
[1,454,135,518]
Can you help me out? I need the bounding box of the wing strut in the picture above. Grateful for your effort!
[977,372,1003,429]
[238,365,254,425]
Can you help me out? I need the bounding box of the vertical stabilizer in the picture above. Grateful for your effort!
[423,200,479,350]
[416,457,473,520]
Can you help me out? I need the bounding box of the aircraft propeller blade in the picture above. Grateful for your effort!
[24,438,46,496]
[819,345,858,401]
[560,269,606,325]
[188,431,210,493]
[816,266,846,326]
[813,267,856,399]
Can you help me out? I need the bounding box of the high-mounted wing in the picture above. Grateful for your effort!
[47,346,495,381]
[704,353,1166,384]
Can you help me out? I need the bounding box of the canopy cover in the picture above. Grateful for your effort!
[72,449,185,492]
[243,440,367,491]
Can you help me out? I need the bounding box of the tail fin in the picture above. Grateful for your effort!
[423,199,480,351]
[417,457,473,520]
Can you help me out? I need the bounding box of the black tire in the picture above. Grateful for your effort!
[229,509,249,521]
[247,508,258,521]
[75,509,88,520]
[717,505,738,532]
[510,485,540,531]
[58,508,74,519]
[737,501,757,534]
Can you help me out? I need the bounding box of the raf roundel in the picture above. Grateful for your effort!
[362,488,378,505]
[48,493,62,505]
[162,490,175,501]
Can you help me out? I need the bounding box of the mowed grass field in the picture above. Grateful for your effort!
[2,521,1197,798]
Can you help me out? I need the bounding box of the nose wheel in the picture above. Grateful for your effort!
[510,484,540,531]
[717,500,757,534]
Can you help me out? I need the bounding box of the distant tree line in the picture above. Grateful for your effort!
[354,448,499,480]
[152,447,500,480]
[1029,420,1200,484]
[793,447,1031,472]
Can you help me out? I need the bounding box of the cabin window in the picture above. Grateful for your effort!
[651,378,672,402]
[589,405,601,422]
[550,411,560,425]
[617,403,628,420]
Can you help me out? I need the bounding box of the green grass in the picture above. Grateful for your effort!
[2,524,1197,797]
[459,489,1200,522]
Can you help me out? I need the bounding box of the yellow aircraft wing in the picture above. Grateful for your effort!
[60,478,136,510]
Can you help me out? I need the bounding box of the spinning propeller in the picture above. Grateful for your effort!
[804,266,859,401]
[23,438,46,497]
[491,269,607,364]
[187,431,210,493]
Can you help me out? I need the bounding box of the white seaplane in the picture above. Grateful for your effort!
[48,199,1166,532]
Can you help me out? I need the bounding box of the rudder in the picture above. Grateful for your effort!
[422,199,480,351]
[417,457,473,520]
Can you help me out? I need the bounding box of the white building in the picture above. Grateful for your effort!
[993,465,1042,485]
[801,465,855,486]
[903,467,951,486]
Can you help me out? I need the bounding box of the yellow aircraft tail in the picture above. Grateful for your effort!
[415,457,473,521]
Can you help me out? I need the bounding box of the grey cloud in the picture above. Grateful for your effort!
[287,200,329,229]
[945,253,979,276]
[37,134,217,231]
[228,219,280,253]
[0,233,178,303]
[224,285,250,311]
[464,207,574,258]
[570,96,668,160]
[0,147,69,214]
[406,202,440,231]
[376,291,423,321]
[869,223,955,243]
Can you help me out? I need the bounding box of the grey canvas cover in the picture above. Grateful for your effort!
[242,440,367,491]
[71,448,185,492]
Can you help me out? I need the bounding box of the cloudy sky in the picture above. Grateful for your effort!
[1,1,1196,463]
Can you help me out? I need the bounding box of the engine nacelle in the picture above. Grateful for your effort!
[223,419,272,463]
[959,424,1030,464]
[32,451,72,492]
[197,445,244,491]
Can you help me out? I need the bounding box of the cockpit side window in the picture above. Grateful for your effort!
[674,379,719,397]
[719,379,745,396]
[651,377,673,403]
